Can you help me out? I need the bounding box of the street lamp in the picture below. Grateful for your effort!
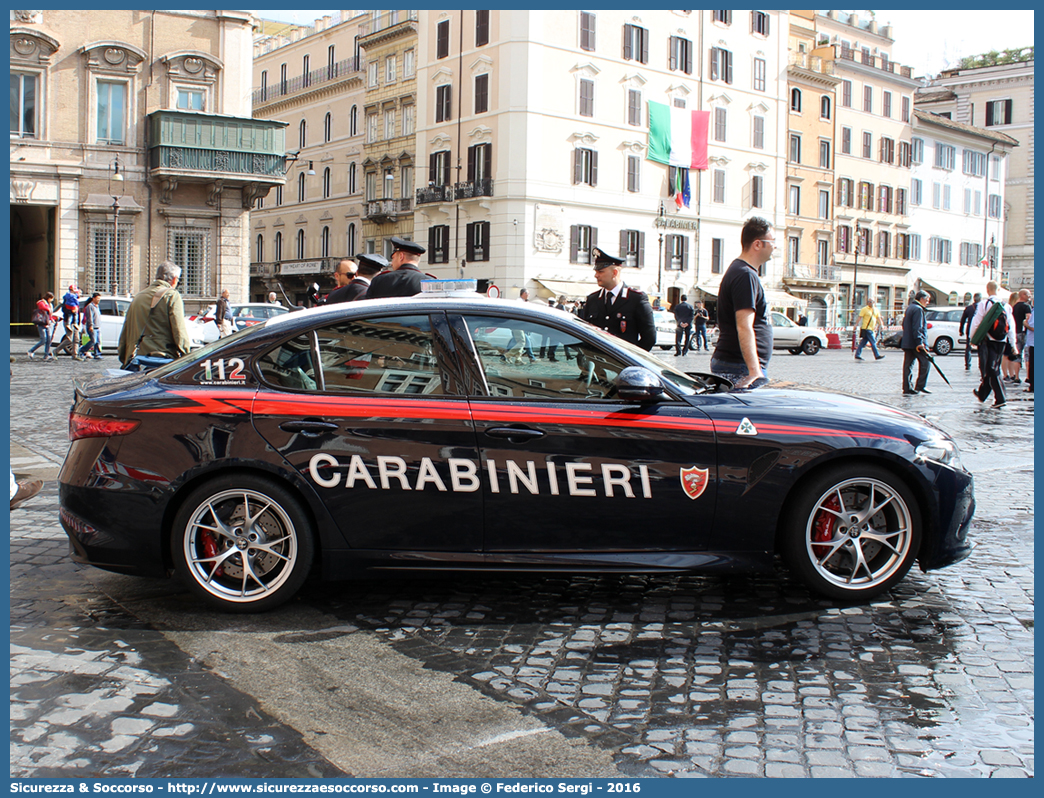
[850,227,865,350]
[384,171,394,200]
[108,156,124,295]
[306,160,316,176]
[656,201,665,295]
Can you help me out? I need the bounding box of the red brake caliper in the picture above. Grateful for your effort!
[201,531,224,577]
[811,495,841,560]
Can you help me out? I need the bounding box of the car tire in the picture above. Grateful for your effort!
[787,347,802,355]
[933,337,953,356]
[782,464,921,601]
[801,338,821,356]
[171,474,314,612]
[658,345,672,351]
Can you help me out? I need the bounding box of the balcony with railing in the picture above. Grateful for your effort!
[784,263,842,283]
[454,178,494,200]
[834,44,913,78]
[147,110,288,204]
[364,197,413,222]
[416,184,453,205]
[788,51,835,76]
[253,56,362,106]
[416,179,495,206]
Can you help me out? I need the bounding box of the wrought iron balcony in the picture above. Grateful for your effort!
[147,110,288,205]
[416,184,453,205]
[784,263,841,282]
[364,197,413,222]
[455,178,494,200]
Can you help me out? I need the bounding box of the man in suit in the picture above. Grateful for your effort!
[901,290,932,395]
[328,254,388,303]
[672,294,695,356]
[583,248,655,351]
[367,237,426,298]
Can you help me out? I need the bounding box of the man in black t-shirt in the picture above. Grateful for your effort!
[1009,289,1032,383]
[710,217,775,389]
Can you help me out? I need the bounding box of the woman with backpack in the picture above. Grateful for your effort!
[27,292,57,361]
[970,280,1019,408]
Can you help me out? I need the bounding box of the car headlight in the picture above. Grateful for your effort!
[915,438,964,471]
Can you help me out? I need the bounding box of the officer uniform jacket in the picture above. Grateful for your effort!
[327,277,371,304]
[366,264,424,299]
[584,285,656,350]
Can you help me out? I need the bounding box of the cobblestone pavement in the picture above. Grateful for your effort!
[8,339,1034,778]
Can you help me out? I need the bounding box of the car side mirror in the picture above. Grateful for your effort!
[616,366,665,402]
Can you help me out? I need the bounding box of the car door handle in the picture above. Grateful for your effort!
[279,420,339,436]
[484,426,546,442]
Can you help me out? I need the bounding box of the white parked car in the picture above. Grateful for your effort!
[652,309,675,350]
[75,295,131,352]
[188,302,290,344]
[770,312,829,355]
[925,306,966,356]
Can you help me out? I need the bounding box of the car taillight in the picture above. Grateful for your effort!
[69,413,140,441]
[926,322,933,329]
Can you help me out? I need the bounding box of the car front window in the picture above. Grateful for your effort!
[464,315,702,399]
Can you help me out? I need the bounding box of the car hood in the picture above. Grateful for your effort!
[723,384,951,440]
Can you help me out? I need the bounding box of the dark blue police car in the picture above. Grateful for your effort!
[59,290,974,612]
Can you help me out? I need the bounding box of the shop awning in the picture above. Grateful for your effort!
[918,278,984,305]
[695,281,719,298]
[532,279,593,299]
[764,289,804,309]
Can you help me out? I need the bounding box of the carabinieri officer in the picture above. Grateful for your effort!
[367,236,427,298]
[583,248,656,351]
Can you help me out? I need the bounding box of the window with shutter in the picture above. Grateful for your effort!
[751,11,770,36]
[475,74,489,114]
[753,115,764,149]
[475,10,489,47]
[437,21,450,59]
[579,79,594,117]
[580,11,596,51]
[628,89,641,126]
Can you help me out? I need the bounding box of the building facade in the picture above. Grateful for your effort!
[916,57,1034,291]
[10,9,283,324]
[906,111,1015,305]
[358,12,419,258]
[411,10,791,315]
[250,10,374,304]
[782,10,841,327]
[814,11,919,327]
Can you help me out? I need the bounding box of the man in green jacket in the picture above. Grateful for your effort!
[118,260,191,367]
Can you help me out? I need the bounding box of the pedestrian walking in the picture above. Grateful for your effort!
[710,216,775,388]
[672,294,695,356]
[854,297,886,361]
[27,292,57,361]
[215,289,234,337]
[366,237,427,298]
[901,290,932,395]
[583,248,656,351]
[693,302,710,351]
[959,293,981,371]
[78,292,103,359]
[971,281,1018,408]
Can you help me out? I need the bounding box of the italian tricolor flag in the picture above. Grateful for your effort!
[647,102,710,170]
